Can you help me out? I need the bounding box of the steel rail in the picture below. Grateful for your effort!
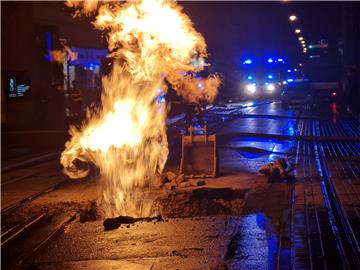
[217,132,360,142]
[289,111,305,270]
[1,180,67,216]
[290,125,302,270]
[303,140,314,270]
[1,214,47,247]
[306,139,328,270]
[313,120,351,269]
[315,120,360,269]
[328,139,360,223]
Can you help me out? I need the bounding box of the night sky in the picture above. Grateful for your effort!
[180,1,344,66]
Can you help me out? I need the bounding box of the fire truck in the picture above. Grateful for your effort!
[240,57,287,99]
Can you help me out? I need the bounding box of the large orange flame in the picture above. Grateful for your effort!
[61,0,220,217]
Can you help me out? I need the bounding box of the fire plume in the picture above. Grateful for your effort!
[61,0,220,217]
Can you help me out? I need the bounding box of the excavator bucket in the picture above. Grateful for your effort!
[180,126,217,178]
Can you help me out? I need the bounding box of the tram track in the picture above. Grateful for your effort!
[314,118,360,269]
[282,106,360,269]
[1,211,76,270]
[1,179,68,217]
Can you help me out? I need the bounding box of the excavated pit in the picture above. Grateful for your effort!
[73,187,249,231]
[3,185,249,232]
[72,186,249,225]
[97,187,248,230]
[156,187,248,218]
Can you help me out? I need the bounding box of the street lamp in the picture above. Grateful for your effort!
[302,44,306,47]
[298,37,304,41]
[295,29,301,34]
[301,40,305,44]
[289,15,297,21]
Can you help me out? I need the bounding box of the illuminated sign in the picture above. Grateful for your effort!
[5,72,31,100]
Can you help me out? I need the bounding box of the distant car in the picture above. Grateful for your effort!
[280,80,313,109]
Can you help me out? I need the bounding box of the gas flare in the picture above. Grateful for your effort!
[61,0,220,217]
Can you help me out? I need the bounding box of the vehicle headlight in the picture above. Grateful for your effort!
[266,83,275,92]
[245,83,256,94]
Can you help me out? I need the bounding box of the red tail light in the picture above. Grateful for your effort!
[331,92,337,96]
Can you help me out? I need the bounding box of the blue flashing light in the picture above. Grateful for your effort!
[247,75,253,80]
[267,58,274,63]
[287,78,294,83]
[159,96,166,103]
[46,32,52,61]
[155,89,166,104]
[197,83,203,89]
[84,63,99,70]
[287,69,291,73]
[289,126,295,136]
[267,75,273,79]
[195,73,201,79]
[243,59,252,65]
[277,58,284,62]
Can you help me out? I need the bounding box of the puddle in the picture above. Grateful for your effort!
[225,213,278,270]
[226,146,274,159]
[218,137,295,174]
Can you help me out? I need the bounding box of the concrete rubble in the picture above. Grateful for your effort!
[160,171,207,190]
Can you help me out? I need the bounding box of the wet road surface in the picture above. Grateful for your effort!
[2,100,360,269]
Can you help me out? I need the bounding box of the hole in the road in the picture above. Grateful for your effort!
[157,187,249,218]
[7,187,249,227]
[76,187,249,221]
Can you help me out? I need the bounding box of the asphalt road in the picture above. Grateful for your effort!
[2,99,360,269]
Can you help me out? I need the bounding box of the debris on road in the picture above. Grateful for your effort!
[175,173,186,184]
[162,172,191,190]
[259,156,297,182]
[163,171,177,183]
[179,182,191,188]
[103,215,163,231]
[79,202,98,223]
[196,180,206,186]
